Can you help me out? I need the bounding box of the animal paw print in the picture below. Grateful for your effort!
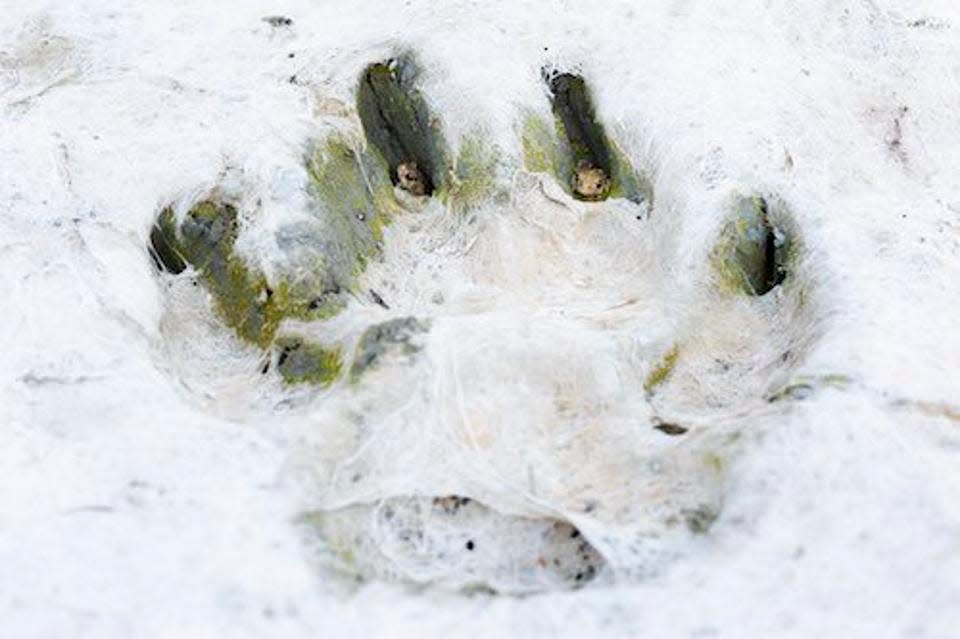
[148,55,815,593]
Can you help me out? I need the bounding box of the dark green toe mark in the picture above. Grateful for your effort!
[276,336,343,387]
[525,70,650,204]
[547,72,613,201]
[357,60,447,196]
[714,195,790,296]
[350,316,429,380]
[149,202,317,348]
[149,208,187,274]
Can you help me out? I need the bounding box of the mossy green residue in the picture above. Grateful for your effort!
[306,136,399,246]
[275,335,343,387]
[768,373,852,402]
[281,270,347,323]
[607,142,653,206]
[149,135,408,385]
[522,111,581,196]
[819,373,852,387]
[151,201,280,347]
[150,200,349,350]
[446,134,500,207]
[713,195,789,296]
[303,136,403,315]
[550,115,578,196]
[522,113,559,175]
[644,345,679,394]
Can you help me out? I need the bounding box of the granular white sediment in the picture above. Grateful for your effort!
[2,0,960,637]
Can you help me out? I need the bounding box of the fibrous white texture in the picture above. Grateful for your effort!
[2,0,960,637]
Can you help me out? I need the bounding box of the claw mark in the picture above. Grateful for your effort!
[357,60,445,196]
[546,72,613,201]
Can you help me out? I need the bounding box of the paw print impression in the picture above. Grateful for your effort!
[148,56,820,593]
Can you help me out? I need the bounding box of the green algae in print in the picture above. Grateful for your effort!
[150,201,285,347]
[713,195,790,296]
[521,113,559,176]
[275,335,343,387]
[149,200,339,349]
[148,135,405,382]
[305,136,399,268]
[445,134,500,208]
[644,344,679,394]
[357,59,448,196]
[767,373,852,402]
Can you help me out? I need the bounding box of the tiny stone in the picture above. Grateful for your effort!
[397,161,428,196]
[573,161,610,200]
